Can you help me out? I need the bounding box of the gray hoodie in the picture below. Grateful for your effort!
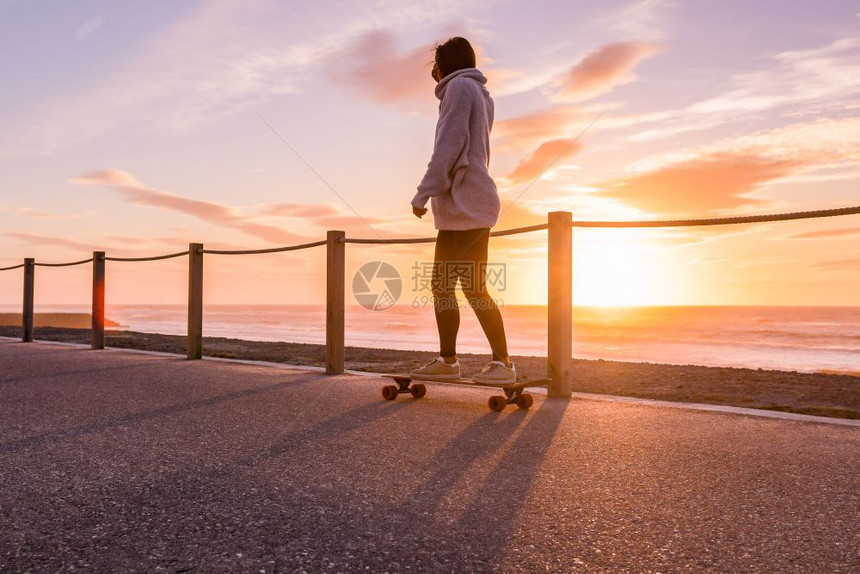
[412,68,500,230]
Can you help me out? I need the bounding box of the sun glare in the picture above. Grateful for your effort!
[573,232,663,307]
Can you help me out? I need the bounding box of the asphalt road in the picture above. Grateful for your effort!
[0,341,857,573]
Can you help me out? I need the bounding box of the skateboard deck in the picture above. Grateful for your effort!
[381,374,550,411]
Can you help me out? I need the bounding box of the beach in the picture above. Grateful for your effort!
[0,313,121,328]
[2,323,857,420]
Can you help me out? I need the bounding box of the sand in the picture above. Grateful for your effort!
[0,313,120,328]
[0,324,856,420]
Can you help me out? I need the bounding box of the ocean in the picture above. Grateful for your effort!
[11,304,858,375]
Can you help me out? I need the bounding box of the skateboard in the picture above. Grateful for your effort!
[381,374,550,412]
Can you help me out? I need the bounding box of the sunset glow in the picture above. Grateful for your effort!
[573,232,666,307]
[1,1,858,307]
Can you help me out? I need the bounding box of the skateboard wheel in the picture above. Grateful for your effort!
[410,383,427,399]
[515,393,534,410]
[382,385,399,401]
[488,395,507,412]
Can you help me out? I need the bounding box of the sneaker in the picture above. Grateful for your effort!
[472,360,517,385]
[410,356,461,381]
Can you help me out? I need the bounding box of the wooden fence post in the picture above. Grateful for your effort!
[92,251,105,349]
[326,230,345,374]
[22,258,34,343]
[187,243,203,360]
[547,212,573,397]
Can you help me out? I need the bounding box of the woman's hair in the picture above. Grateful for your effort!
[433,37,476,78]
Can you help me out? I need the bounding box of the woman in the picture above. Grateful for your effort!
[410,37,515,384]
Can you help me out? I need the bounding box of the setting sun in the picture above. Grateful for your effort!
[572,230,682,307]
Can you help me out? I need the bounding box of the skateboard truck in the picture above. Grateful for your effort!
[381,376,427,400]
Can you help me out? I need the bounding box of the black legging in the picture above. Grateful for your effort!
[432,228,509,361]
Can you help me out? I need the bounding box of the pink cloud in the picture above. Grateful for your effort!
[594,117,860,216]
[314,215,386,231]
[6,231,99,252]
[263,203,341,218]
[504,139,584,185]
[493,105,589,150]
[558,41,663,101]
[812,257,860,271]
[322,30,435,104]
[4,231,173,259]
[257,203,386,234]
[72,169,310,245]
[597,153,799,214]
[105,235,163,245]
[1,206,94,220]
[71,169,393,243]
[495,202,546,229]
[322,28,520,105]
[788,228,860,240]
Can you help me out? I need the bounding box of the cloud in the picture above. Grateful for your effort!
[260,202,341,218]
[72,169,311,244]
[495,201,547,230]
[599,154,799,214]
[493,102,668,153]
[494,104,591,150]
[321,24,525,105]
[314,215,387,229]
[787,228,860,240]
[493,39,662,179]
[253,202,388,232]
[557,42,663,101]
[482,0,674,100]
[811,257,860,271]
[1,0,483,157]
[688,38,860,116]
[6,231,100,252]
[322,29,435,104]
[75,17,105,40]
[104,235,160,245]
[624,37,860,143]
[600,0,677,40]
[5,231,210,260]
[71,169,392,242]
[504,138,584,186]
[0,206,95,220]
[596,117,860,215]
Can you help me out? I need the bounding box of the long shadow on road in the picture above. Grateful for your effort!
[0,374,320,455]
[0,359,188,387]
[449,397,570,569]
[352,396,571,569]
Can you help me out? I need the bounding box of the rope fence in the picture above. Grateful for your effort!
[34,257,94,268]
[569,206,860,228]
[203,240,327,255]
[2,205,858,397]
[105,250,190,262]
[3,207,857,265]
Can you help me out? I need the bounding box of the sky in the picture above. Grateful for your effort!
[0,0,858,307]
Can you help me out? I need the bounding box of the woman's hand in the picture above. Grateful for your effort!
[413,205,428,218]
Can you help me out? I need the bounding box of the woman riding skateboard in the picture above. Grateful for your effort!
[410,36,515,384]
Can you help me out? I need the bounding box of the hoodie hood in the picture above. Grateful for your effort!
[434,67,488,101]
